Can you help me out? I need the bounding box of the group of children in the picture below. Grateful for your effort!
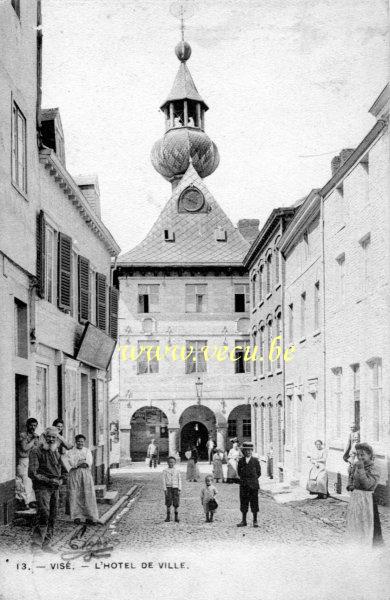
[162,456,218,523]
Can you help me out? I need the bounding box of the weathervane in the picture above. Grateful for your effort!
[170,0,196,42]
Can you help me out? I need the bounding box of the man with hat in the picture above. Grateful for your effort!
[236,441,261,528]
[28,426,62,553]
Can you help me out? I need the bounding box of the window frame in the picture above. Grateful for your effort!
[185,340,207,374]
[234,283,249,313]
[185,283,207,313]
[11,101,27,195]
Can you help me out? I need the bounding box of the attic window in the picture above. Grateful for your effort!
[164,229,175,242]
[215,228,227,242]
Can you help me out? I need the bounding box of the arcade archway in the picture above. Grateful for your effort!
[130,406,169,461]
[227,404,252,449]
[179,405,216,460]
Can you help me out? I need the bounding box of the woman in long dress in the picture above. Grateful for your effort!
[306,440,328,498]
[186,446,199,482]
[67,434,99,525]
[226,440,240,483]
[212,449,224,483]
[346,442,383,546]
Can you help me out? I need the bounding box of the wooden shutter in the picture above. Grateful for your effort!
[96,273,107,331]
[36,210,46,298]
[78,255,90,323]
[109,286,119,340]
[57,232,72,310]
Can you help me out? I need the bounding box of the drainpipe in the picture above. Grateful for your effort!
[320,194,327,445]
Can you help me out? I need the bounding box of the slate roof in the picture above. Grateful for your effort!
[161,63,208,110]
[118,165,249,267]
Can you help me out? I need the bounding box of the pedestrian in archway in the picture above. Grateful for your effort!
[236,442,261,528]
[226,439,241,483]
[147,438,159,468]
[186,445,199,482]
[206,435,215,464]
[212,448,224,483]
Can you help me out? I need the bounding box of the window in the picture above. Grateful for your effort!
[185,340,207,374]
[160,426,168,438]
[285,396,293,445]
[252,330,257,377]
[368,359,382,442]
[277,399,283,458]
[45,224,56,303]
[90,270,96,325]
[96,272,107,331]
[11,0,20,18]
[260,404,265,454]
[360,235,371,294]
[275,312,282,370]
[268,404,273,443]
[288,303,294,342]
[234,283,249,312]
[314,282,320,330]
[267,318,273,372]
[164,229,175,242]
[77,255,90,323]
[228,420,237,438]
[138,284,159,313]
[14,299,28,358]
[300,292,306,338]
[336,254,345,303]
[137,341,159,374]
[351,364,360,430]
[242,419,251,437]
[58,233,72,312]
[258,265,263,302]
[185,284,207,313]
[55,126,65,164]
[234,339,251,374]
[332,367,342,438]
[109,287,119,340]
[275,247,280,286]
[259,324,265,376]
[266,253,272,294]
[215,228,227,241]
[251,274,257,306]
[12,102,27,193]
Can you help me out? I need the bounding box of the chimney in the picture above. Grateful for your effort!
[75,175,101,218]
[331,148,355,175]
[237,219,260,243]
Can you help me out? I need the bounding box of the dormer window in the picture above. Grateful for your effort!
[164,228,175,242]
[215,228,227,242]
[40,108,66,167]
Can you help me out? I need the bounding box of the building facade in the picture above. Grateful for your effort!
[115,40,256,463]
[244,208,296,480]
[0,0,120,523]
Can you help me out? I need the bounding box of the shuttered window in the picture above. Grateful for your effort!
[57,232,72,311]
[36,210,46,299]
[96,273,107,331]
[78,256,90,323]
[109,286,119,340]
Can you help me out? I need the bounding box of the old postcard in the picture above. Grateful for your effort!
[0,0,389,599]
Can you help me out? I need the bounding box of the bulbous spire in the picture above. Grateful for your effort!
[175,40,192,62]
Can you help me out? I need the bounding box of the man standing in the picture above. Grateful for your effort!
[236,441,261,528]
[28,426,62,553]
[206,435,215,465]
[147,438,159,468]
[343,423,360,464]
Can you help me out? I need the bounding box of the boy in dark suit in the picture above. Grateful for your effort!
[237,441,261,528]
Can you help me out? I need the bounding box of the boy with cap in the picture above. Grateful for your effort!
[162,456,181,523]
[236,441,261,528]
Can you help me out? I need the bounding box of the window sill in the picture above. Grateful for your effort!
[12,181,28,202]
[267,372,273,378]
[275,283,281,291]
[259,375,266,380]
[259,300,264,307]
[299,337,306,343]
[266,293,272,300]
[313,329,321,337]
[275,369,282,375]
[356,296,367,304]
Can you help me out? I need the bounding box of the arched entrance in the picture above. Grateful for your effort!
[130,406,169,461]
[179,405,216,460]
[227,404,252,449]
[180,421,209,460]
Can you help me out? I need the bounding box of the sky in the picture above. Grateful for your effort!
[42,0,389,254]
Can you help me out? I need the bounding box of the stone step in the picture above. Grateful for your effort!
[94,484,107,499]
[97,490,119,505]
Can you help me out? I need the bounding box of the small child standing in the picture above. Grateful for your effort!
[162,456,181,523]
[200,475,218,523]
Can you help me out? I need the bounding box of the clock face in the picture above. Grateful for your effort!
[180,187,205,212]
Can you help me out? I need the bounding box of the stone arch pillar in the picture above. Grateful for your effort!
[216,425,227,452]
[168,427,180,457]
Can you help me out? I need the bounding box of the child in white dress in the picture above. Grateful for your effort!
[200,475,218,523]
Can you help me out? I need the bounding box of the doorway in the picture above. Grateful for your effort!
[180,421,209,460]
[15,375,28,460]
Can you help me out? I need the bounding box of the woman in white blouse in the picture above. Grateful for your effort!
[67,434,98,525]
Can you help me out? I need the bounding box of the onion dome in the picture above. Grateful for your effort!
[151,127,219,181]
[175,40,192,62]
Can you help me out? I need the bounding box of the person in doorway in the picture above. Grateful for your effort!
[236,441,261,528]
[186,446,199,481]
[147,438,159,469]
[52,419,73,453]
[343,423,360,464]
[162,456,181,523]
[200,475,218,523]
[17,417,39,509]
[212,448,224,483]
[29,426,62,553]
[306,440,328,499]
[67,434,99,525]
[227,439,241,483]
[345,442,383,546]
[206,435,215,465]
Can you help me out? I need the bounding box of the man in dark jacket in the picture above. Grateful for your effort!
[28,426,62,553]
[237,442,261,528]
